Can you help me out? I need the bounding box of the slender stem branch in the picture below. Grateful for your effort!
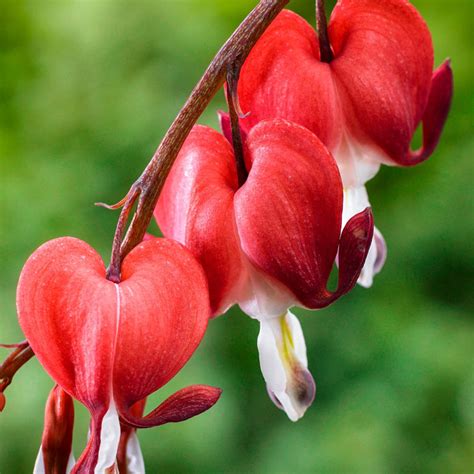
[226,61,248,187]
[316,0,333,63]
[106,187,140,282]
[108,0,289,275]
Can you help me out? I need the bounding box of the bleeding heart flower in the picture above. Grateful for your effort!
[17,237,221,473]
[234,1,453,287]
[155,119,373,421]
[34,385,75,474]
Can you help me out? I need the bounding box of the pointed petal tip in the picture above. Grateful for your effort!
[401,59,454,166]
[317,206,374,305]
[342,188,385,289]
[118,385,222,429]
[0,392,5,412]
[276,365,316,422]
[266,366,316,422]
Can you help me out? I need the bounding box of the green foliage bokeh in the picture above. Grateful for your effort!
[0,1,473,472]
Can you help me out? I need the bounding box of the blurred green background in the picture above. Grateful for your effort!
[1,0,473,472]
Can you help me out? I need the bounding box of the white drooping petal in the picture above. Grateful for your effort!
[94,401,121,474]
[342,186,386,287]
[257,311,315,422]
[125,431,146,474]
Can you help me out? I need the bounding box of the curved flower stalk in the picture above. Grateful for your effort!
[233,0,453,286]
[34,385,75,474]
[17,237,222,473]
[155,120,374,421]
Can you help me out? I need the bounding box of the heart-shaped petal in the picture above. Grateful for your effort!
[17,237,215,472]
[155,126,245,316]
[236,119,373,309]
[237,4,452,168]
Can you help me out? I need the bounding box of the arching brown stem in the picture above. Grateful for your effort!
[111,0,289,271]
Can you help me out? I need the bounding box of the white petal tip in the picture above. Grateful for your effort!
[267,366,316,422]
[257,312,316,422]
[94,403,121,474]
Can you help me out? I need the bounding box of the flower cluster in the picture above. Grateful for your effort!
[155,0,452,423]
[4,0,452,472]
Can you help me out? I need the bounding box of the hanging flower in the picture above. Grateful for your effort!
[155,119,373,421]
[17,237,221,473]
[233,1,453,286]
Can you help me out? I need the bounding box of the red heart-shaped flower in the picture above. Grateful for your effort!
[17,237,220,473]
[237,4,453,169]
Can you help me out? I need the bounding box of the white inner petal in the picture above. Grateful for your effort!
[125,431,146,474]
[238,260,295,319]
[257,312,315,422]
[333,133,383,187]
[94,283,122,474]
[94,401,121,474]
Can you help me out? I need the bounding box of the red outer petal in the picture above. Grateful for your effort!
[118,385,222,429]
[18,237,212,471]
[235,120,344,308]
[16,238,117,472]
[327,208,374,306]
[17,237,117,472]
[238,3,451,167]
[238,10,343,150]
[17,237,116,410]
[404,60,453,165]
[113,238,211,409]
[329,0,435,165]
[155,126,245,316]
